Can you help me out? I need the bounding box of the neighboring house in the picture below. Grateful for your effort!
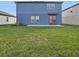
[62,3,79,25]
[0,11,16,25]
[15,1,63,26]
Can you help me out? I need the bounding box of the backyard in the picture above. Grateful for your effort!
[0,25,79,57]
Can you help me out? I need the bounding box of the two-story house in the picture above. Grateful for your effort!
[15,1,63,26]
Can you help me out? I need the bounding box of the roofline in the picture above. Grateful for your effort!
[0,14,16,17]
[15,1,63,3]
[63,3,79,12]
[0,11,16,17]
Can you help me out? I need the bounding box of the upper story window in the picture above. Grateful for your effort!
[51,4,55,7]
[47,4,55,10]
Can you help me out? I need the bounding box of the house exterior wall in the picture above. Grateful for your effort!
[16,2,62,25]
[62,4,79,25]
[8,17,16,24]
[0,15,7,25]
[17,13,49,25]
[0,15,16,25]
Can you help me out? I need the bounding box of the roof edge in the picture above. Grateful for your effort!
[63,3,79,12]
[0,11,16,17]
[15,1,63,3]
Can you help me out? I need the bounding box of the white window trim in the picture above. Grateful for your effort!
[51,4,55,8]
[47,4,55,10]
[36,16,40,23]
[31,16,35,23]
[31,16,40,23]
[36,16,39,20]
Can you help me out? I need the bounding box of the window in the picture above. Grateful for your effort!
[31,16,35,20]
[70,11,73,13]
[6,17,8,22]
[36,16,39,20]
[51,4,55,7]
[36,16,39,22]
[47,4,55,10]
[31,16,39,23]
[31,16,35,22]
[47,4,50,10]
[53,16,56,20]
[47,4,50,9]
[50,16,52,23]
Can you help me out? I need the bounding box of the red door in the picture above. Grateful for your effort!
[49,15,56,25]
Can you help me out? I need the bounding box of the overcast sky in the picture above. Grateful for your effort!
[0,1,79,16]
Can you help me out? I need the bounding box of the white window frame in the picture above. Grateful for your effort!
[31,16,35,20]
[31,16,40,23]
[31,16,35,23]
[36,16,40,23]
[47,4,55,10]
[36,16,39,20]
[51,4,55,8]
[47,4,50,9]
[50,16,52,23]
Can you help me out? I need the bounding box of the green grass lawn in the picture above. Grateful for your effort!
[0,25,79,57]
